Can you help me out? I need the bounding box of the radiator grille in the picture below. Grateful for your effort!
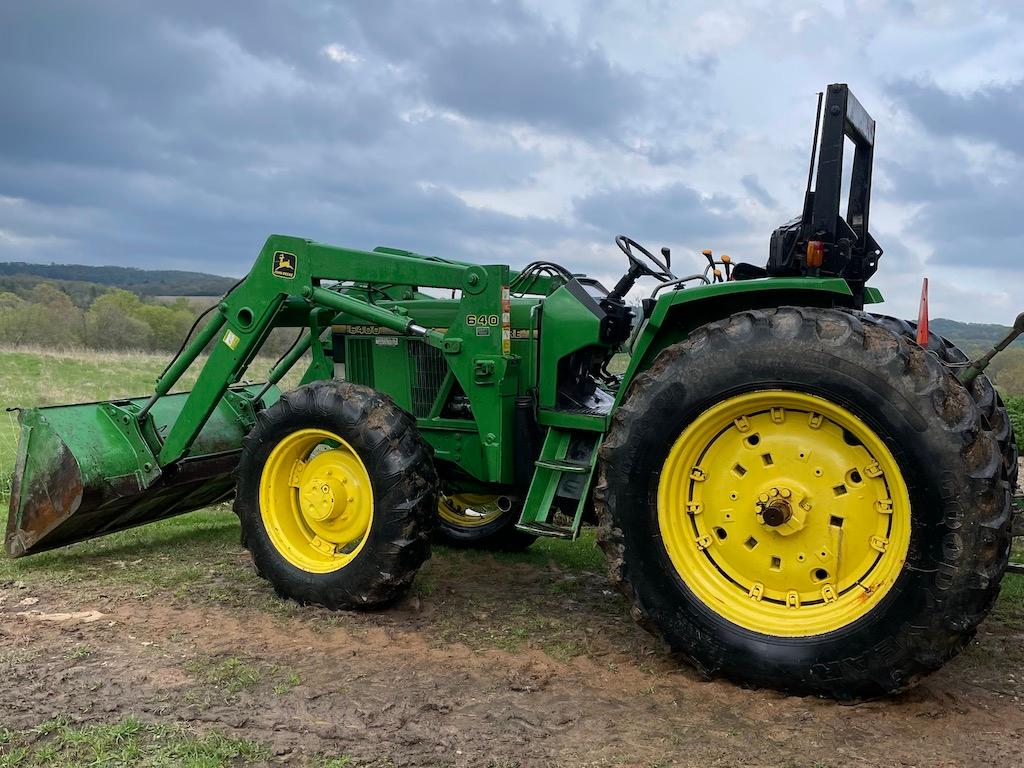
[346,338,374,387]
[409,340,446,417]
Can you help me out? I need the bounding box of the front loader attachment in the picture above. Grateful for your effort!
[3,234,480,558]
[6,384,277,557]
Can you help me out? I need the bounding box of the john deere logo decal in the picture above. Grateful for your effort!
[272,251,296,278]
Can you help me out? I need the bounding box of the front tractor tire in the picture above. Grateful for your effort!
[235,381,437,609]
[596,307,1012,699]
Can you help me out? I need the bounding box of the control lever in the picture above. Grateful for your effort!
[702,248,715,271]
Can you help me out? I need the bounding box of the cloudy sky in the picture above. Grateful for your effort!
[1,0,1021,322]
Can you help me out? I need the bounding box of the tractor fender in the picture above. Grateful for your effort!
[614,277,883,408]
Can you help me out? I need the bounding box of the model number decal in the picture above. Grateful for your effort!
[466,314,500,327]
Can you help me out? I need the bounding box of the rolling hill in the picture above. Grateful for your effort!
[0,262,236,301]
[930,318,1022,355]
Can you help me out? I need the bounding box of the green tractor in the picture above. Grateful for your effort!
[7,84,1019,698]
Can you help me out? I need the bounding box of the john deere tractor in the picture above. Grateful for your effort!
[7,85,1019,698]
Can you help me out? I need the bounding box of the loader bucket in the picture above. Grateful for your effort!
[5,384,278,557]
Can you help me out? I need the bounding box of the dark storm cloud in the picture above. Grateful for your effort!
[0,158,568,273]
[890,79,1024,156]
[417,36,634,136]
[574,183,745,245]
[0,2,398,176]
[883,78,1024,270]
[341,0,639,136]
[0,0,626,274]
[883,159,1024,269]
[740,174,777,209]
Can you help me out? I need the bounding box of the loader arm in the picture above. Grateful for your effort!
[150,237,458,465]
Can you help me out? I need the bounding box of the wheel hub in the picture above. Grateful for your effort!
[301,475,346,522]
[760,499,791,527]
[754,486,805,535]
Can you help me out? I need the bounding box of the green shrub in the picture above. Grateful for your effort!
[1008,396,1023,454]
[0,285,85,346]
[0,283,213,352]
[992,349,1024,397]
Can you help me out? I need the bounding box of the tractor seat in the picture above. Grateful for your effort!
[730,262,769,280]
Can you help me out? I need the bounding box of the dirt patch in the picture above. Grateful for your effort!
[1,541,1023,767]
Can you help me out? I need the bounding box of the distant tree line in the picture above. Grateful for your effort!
[931,318,1024,353]
[0,262,237,297]
[928,318,1023,399]
[0,284,205,350]
[0,283,295,354]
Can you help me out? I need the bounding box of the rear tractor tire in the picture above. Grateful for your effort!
[436,493,536,551]
[235,380,437,609]
[596,307,1012,699]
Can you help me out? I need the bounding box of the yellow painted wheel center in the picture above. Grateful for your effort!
[259,428,373,573]
[438,493,506,529]
[658,390,911,637]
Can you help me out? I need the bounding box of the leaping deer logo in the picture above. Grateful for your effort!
[273,251,296,278]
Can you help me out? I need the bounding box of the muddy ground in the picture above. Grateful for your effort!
[0,508,1022,768]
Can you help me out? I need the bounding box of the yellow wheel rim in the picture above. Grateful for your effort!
[438,493,506,529]
[658,390,911,637]
[259,428,373,573]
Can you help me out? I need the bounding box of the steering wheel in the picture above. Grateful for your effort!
[615,235,674,281]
